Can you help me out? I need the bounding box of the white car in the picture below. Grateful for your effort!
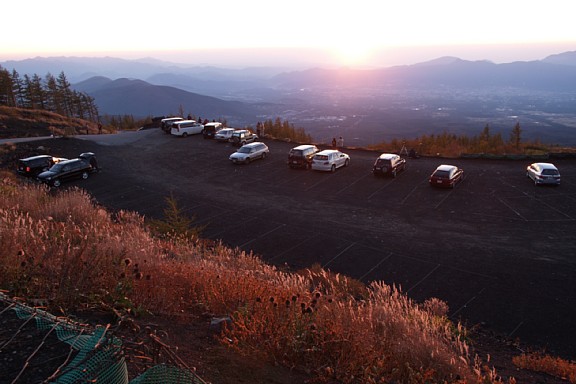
[526,162,561,185]
[311,149,350,172]
[229,142,269,164]
[170,120,204,137]
[214,128,237,142]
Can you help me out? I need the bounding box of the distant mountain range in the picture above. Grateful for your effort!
[72,76,256,124]
[3,52,576,144]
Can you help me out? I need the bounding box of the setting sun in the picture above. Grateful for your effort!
[2,0,576,67]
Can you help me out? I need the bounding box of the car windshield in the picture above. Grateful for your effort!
[542,169,559,175]
[290,150,303,157]
[49,163,64,172]
[433,170,451,179]
[237,147,252,154]
[375,159,390,166]
[315,155,328,161]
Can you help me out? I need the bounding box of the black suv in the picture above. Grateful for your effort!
[17,155,66,177]
[372,153,406,177]
[202,122,223,139]
[37,153,98,187]
[288,144,320,169]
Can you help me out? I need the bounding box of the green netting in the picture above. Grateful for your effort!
[1,293,206,384]
[129,364,200,384]
[50,326,129,384]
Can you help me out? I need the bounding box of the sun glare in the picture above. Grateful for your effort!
[331,45,375,67]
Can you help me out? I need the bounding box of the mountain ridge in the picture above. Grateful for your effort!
[3,51,576,145]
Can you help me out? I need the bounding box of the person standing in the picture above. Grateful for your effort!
[338,136,344,148]
[332,137,337,148]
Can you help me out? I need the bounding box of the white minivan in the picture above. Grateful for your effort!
[170,120,204,137]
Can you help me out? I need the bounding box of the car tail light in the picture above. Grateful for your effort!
[26,166,31,172]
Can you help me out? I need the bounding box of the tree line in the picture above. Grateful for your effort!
[260,117,312,143]
[368,122,545,157]
[0,66,99,121]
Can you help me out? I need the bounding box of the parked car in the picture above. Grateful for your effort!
[229,142,269,164]
[526,162,561,186]
[202,122,224,139]
[37,155,97,187]
[288,144,320,169]
[231,129,258,146]
[170,120,204,137]
[373,153,406,177]
[17,155,67,177]
[214,128,237,142]
[311,149,350,172]
[160,117,183,133]
[429,164,464,188]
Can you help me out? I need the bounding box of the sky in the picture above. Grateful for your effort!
[2,0,575,68]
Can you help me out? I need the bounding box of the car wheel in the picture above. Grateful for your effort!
[182,132,188,137]
[331,164,336,173]
[82,172,89,180]
[245,157,251,164]
[344,159,349,167]
[52,179,61,187]
[392,169,397,178]
[261,152,267,159]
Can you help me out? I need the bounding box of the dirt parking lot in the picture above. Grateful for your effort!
[11,129,576,359]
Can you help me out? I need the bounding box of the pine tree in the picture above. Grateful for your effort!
[510,121,522,150]
[0,66,15,106]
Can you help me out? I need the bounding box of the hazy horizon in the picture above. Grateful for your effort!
[2,42,575,70]
[3,0,575,69]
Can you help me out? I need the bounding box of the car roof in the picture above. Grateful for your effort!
[316,149,340,155]
[292,144,317,150]
[242,142,264,148]
[20,154,53,161]
[161,117,183,121]
[436,164,458,171]
[378,153,398,159]
[204,122,222,127]
[173,119,197,125]
[58,158,84,165]
[532,162,557,169]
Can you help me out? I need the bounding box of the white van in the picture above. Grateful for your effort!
[170,120,204,137]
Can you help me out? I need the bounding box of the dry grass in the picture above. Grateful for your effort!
[0,178,536,383]
[513,353,576,383]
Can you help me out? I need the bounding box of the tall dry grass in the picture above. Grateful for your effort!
[1,176,514,383]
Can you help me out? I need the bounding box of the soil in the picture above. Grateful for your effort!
[1,131,575,383]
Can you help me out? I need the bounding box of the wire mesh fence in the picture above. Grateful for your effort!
[0,292,207,384]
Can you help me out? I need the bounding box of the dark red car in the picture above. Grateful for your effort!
[429,164,464,188]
